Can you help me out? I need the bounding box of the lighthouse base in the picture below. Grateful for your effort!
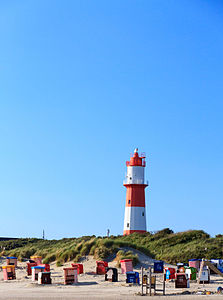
[123,230,147,236]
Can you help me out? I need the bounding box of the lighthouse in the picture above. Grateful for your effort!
[123,148,148,235]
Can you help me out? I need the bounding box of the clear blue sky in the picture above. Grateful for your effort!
[0,0,223,239]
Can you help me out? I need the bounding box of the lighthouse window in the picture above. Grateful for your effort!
[142,212,144,216]
[128,200,131,204]
[127,223,129,227]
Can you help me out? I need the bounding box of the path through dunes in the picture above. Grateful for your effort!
[120,247,175,269]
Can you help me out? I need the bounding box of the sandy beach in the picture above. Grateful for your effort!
[0,249,223,299]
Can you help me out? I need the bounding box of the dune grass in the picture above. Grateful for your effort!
[115,250,139,267]
[0,229,222,265]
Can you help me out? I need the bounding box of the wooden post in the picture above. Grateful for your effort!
[149,267,152,296]
[198,258,204,284]
[154,276,156,295]
[163,274,165,295]
[146,272,148,295]
[141,267,144,296]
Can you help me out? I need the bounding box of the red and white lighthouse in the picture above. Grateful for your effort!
[123,148,148,235]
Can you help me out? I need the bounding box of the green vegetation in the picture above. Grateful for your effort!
[0,229,222,265]
[115,250,139,267]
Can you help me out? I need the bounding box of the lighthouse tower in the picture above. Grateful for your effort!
[123,148,148,235]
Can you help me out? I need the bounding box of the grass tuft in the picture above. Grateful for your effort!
[1,229,222,265]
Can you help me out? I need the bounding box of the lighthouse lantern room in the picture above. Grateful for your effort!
[123,148,148,235]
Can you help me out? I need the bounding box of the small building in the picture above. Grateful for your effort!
[175,273,190,288]
[199,269,210,283]
[2,265,16,280]
[189,259,201,270]
[164,267,176,280]
[38,272,52,284]
[38,264,50,272]
[154,261,164,273]
[185,267,197,280]
[126,271,140,284]
[96,261,108,275]
[63,267,78,285]
[105,268,118,282]
[6,257,17,267]
[32,266,45,281]
[27,262,37,276]
[120,259,133,274]
[71,263,84,274]
[30,256,42,265]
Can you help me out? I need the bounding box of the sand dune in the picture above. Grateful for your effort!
[0,251,223,299]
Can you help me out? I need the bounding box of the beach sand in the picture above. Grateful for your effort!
[0,250,223,299]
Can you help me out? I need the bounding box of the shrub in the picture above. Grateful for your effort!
[60,250,70,262]
[43,254,56,264]
[153,228,174,239]
[74,254,82,263]
[56,259,63,267]
[75,242,84,252]
[20,248,36,259]
[80,239,96,256]
[115,250,139,267]
[94,246,112,260]
[89,244,97,255]
[68,249,78,260]
[102,239,114,248]
[1,229,221,266]
[215,234,223,238]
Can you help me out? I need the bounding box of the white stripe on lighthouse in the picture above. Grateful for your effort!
[123,206,146,231]
[125,166,145,184]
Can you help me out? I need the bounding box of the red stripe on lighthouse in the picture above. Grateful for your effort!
[123,230,146,235]
[124,184,147,207]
